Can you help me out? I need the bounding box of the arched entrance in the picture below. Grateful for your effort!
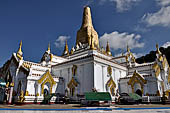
[37,70,56,95]
[128,70,147,96]
[44,89,49,96]
[136,89,142,96]
[42,82,51,95]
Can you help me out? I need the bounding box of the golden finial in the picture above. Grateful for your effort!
[17,40,23,60]
[127,45,130,53]
[106,41,110,52]
[106,41,111,56]
[62,40,69,56]
[156,43,161,55]
[156,43,158,49]
[48,42,50,52]
[17,40,22,54]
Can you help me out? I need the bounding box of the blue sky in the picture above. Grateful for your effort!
[1,0,170,66]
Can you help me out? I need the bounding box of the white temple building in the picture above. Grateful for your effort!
[1,6,170,104]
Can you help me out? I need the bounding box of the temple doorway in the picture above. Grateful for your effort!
[44,89,49,96]
[136,89,142,96]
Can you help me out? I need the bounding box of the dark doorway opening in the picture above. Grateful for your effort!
[136,89,142,96]
[44,89,49,96]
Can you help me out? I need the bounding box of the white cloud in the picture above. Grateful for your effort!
[156,0,170,6]
[142,6,170,27]
[134,25,150,32]
[133,53,144,58]
[97,0,141,12]
[162,41,170,48]
[99,31,144,50]
[54,36,70,48]
[111,0,141,12]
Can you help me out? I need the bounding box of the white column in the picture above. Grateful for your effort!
[8,87,13,104]
[102,66,104,92]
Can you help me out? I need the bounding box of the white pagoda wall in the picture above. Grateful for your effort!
[52,60,94,96]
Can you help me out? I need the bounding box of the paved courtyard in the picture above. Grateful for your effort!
[1,104,170,113]
[1,109,170,113]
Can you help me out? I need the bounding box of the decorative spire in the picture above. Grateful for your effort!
[106,41,110,52]
[156,43,163,61]
[106,41,111,56]
[126,45,136,63]
[47,42,50,53]
[76,6,99,49]
[156,43,161,55]
[62,40,69,56]
[127,45,130,53]
[70,47,75,55]
[17,40,23,60]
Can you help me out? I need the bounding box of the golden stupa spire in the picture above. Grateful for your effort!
[62,40,69,56]
[81,6,93,28]
[17,40,23,60]
[76,6,99,49]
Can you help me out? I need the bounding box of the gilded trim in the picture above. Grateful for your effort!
[153,63,161,77]
[128,71,147,94]
[168,67,170,83]
[72,65,77,76]
[67,77,78,88]
[25,91,29,96]
[37,70,56,94]
[106,77,116,96]
[38,70,56,85]
[107,65,112,76]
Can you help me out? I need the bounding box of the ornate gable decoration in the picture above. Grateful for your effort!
[72,65,77,76]
[106,77,116,88]
[106,77,116,96]
[106,65,116,96]
[67,77,78,88]
[107,65,112,76]
[22,62,31,70]
[153,63,161,77]
[128,71,147,86]
[162,57,168,69]
[38,70,56,85]
[38,70,56,94]
[128,70,147,93]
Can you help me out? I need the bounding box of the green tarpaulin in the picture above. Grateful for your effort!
[84,92,111,101]
[128,93,142,100]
